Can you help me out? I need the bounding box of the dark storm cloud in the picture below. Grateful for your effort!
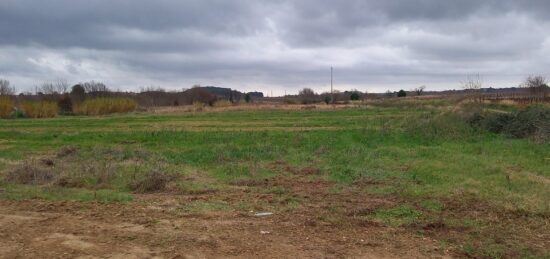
[0,0,549,93]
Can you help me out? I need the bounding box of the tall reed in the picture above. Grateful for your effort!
[0,96,15,118]
[20,101,59,118]
[74,97,137,115]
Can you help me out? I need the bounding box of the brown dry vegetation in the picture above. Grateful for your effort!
[20,101,59,118]
[0,96,14,118]
[73,97,137,115]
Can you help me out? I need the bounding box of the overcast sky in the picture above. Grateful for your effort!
[1,0,549,95]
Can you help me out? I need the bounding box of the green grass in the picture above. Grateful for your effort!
[0,184,133,203]
[0,107,548,208]
[373,206,423,226]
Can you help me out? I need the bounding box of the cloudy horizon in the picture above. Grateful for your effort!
[1,0,549,95]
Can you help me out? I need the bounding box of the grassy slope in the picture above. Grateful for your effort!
[0,105,549,257]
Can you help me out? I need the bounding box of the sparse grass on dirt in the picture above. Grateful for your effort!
[0,100,548,258]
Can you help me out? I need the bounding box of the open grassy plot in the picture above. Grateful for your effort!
[0,104,548,258]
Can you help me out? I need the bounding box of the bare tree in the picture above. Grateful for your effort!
[139,86,169,106]
[298,88,317,104]
[140,86,165,93]
[54,79,69,94]
[0,79,15,95]
[414,85,426,96]
[37,82,55,95]
[523,75,548,102]
[81,81,109,93]
[462,74,483,103]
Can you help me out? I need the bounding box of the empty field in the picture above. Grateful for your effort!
[0,104,548,258]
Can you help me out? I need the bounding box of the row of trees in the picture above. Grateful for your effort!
[295,88,366,104]
[0,79,265,116]
[2,75,547,108]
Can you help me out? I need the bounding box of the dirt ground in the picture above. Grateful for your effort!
[0,176,452,258]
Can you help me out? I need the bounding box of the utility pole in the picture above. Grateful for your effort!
[331,66,334,104]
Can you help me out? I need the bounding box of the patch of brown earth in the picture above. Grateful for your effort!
[0,175,448,258]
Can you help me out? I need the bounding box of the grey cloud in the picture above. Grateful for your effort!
[0,0,549,94]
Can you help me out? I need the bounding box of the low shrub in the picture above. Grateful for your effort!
[504,105,549,138]
[0,96,14,118]
[469,105,549,141]
[73,97,137,115]
[20,101,59,118]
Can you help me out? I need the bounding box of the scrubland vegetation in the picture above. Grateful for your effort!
[0,97,548,258]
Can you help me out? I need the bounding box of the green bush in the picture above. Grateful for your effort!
[470,105,549,140]
[505,105,549,138]
[478,112,514,133]
[350,92,360,101]
[397,89,407,97]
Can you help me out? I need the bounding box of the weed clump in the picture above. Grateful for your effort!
[4,164,55,185]
[54,176,85,188]
[129,170,173,193]
[57,145,79,157]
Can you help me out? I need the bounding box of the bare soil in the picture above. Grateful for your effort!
[0,175,451,258]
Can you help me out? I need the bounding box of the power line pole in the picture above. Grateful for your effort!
[331,66,334,104]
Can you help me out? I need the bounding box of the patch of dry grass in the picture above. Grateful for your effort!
[129,170,174,193]
[4,162,55,185]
